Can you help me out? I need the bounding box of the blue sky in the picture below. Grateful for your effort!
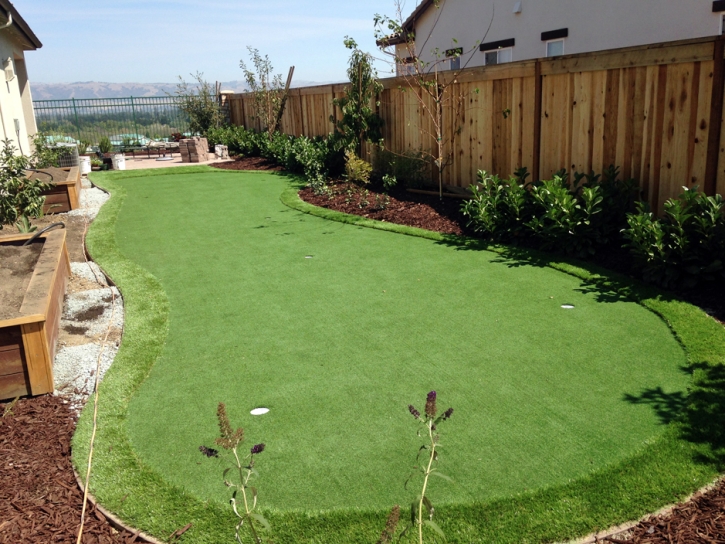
[13,0,404,84]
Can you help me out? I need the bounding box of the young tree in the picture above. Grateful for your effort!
[374,0,493,197]
[175,72,224,136]
[240,47,290,139]
[331,37,384,157]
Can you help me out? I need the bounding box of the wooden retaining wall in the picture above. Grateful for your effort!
[0,230,70,400]
[227,36,725,213]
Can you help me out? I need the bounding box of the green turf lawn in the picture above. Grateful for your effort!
[72,166,725,544]
[104,169,689,513]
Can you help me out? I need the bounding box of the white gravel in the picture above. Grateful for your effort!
[53,343,119,410]
[70,261,109,286]
[51,181,125,410]
[66,186,109,219]
[61,286,123,338]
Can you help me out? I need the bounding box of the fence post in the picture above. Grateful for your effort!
[705,37,725,196]
[130,96,139,140]
[532,60,542,182]
[71,98,82,143]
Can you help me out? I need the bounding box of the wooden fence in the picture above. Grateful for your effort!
[226,36,725,212]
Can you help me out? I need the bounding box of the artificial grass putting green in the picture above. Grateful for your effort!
[74,166,725,543]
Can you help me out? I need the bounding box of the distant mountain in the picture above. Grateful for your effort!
[31,80,334,100]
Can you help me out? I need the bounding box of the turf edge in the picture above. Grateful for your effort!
[71,169,725,544]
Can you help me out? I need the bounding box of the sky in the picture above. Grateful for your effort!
[12,0,406,84]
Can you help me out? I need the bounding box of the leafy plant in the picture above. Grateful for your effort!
[175,72,224,136]
[215,402,271,544]
[240,48,288,139]
[98,137,113,155]
[90,158,103,167]
[380,391,454,544]
[461,170,530,243]
[0,140,49,228]
[331,37,383,156]
[30,132,62,168]
[78,139,92,155]
[344,150,372,185]
[14,215,37,233]
[622,188,725,289]
[462,166,639,257]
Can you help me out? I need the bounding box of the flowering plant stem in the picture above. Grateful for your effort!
[230,447,262,544]
[418,419,437,544]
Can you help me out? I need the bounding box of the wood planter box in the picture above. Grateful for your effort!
[0,230,70,400]
[32,166,82,214]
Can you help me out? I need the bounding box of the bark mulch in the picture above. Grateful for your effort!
[208,156,283,172]
[606,478,725,543]
[299,181,468,236]
[0,395,139,544]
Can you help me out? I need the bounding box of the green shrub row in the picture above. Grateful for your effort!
[207,125,345,189]
[461,167,638,257]
[461,167,725,289]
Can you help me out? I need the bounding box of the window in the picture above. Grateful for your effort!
[445,47,462,71]
[546,39,564,57]
[484,47,512,65]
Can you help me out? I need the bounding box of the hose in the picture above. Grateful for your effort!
[22,221,65,246]
[26,169,55,183]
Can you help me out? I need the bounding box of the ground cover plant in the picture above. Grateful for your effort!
[74,166,725,543]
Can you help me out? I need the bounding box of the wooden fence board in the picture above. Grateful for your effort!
[227,36,725,210]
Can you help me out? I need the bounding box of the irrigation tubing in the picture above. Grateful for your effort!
[22,222,65,246]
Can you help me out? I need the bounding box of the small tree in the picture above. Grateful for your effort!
[374,0,492,197]
[331,37,384,157]
[175,72,224,136]
[240,47,288,139]
[0,139,49,228]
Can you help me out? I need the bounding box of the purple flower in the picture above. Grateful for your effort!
[425,390,437,418]
[443,407,454,420]
[250,443,266,455]
[408,404,420,419]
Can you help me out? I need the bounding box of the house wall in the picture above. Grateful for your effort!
[411,0,721,69]
[0,30,34,155]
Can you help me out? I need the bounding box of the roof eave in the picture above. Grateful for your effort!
[0,0,42,50]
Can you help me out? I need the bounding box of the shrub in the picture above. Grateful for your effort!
[344,151,372,185]
[623,188,725,289]
[0,140,50,228]
[461,170,530,243]
[462,166,639,258]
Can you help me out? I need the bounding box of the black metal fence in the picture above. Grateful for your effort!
[32,96,191,147]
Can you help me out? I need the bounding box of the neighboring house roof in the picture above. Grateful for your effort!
[375,0,435,46]
[0,0,42,50]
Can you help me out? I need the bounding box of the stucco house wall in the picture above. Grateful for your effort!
[402,0,722,70]
[0,1,41,156]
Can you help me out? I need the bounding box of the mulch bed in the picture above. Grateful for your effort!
[299,181,468,236]
[208,156,283,172]
[0,395,138,543]
[609,478,725,543]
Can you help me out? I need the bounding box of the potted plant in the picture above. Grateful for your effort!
[78,138,92,174]
[90,157,104,171]
[98,136,113,169]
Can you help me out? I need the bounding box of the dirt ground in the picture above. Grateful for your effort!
[0,242,43,319]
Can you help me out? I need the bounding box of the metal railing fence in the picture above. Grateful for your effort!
[32,96,191,147]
